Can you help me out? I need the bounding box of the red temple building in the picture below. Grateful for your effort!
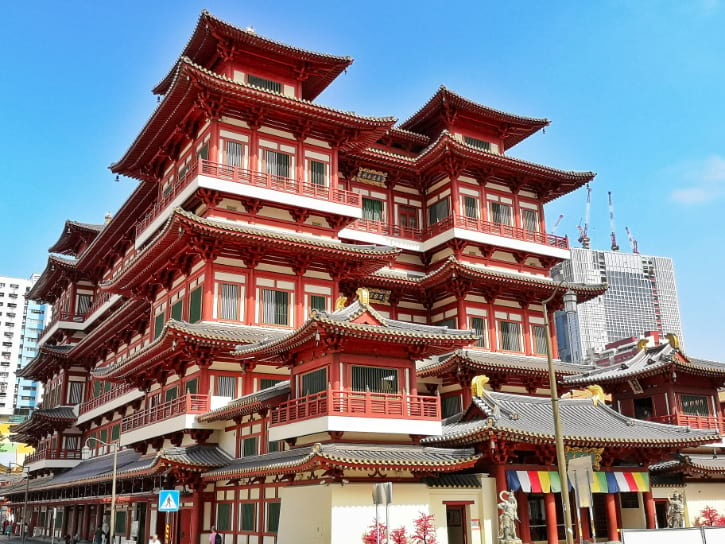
[5,11,721,544]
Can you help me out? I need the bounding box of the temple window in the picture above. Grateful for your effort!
[189,285,203,323]
[308,294,328,313]
[164,386,179,402]
[67,381,84,404]
[239,503,256,532]
[247,74,282,94]
[633,396,654,419]
[216,503,233,531]
[267,440,284,453]
[222,138,247,168]
[216,375,236,397]
[266,502,281,533]
[184,378,198,395]
[260,378,284,390]
[241,436,258,457]
[64,435,80,450]
[469,316,487,347]
[464,135,492,151]
[680,394,711,416]
[437,318,457,329]
[531,324,548,355]
[306,159,328,187]
[264,149,293,179]
[498,320,523,352]
[260,288,291,325]
[398,205,419,229]
[489,201,513,226]
[428,198,450,226]
[300,368,327,396]
[362,197,385,221]
[463,196,479,219]
[521,206,540,232]
[153,310,165,339]
[217,282,243,321]
[441,394,463,417]
[76,293,92,315]
[171,299,183,321]
[351,365,399,394]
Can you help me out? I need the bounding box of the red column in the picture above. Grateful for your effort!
[495,464,507,496]
[643,491,656,529]
[549,313,560,359]
[517,491,531,544]
[189,490,201,544]
[579,507,591,541]
[457,296,467,330]
[605,493,619,542]
[202,261,214,321]
[545,493,558,544]
[245,268,256,325]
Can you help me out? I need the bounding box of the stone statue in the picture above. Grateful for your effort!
[667,492,685,528]
[497,490,522,544]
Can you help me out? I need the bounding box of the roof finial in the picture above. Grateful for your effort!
[104,212,113,224]
[355,287,370,305]
[470,375,489,398]
[334,295,348,311]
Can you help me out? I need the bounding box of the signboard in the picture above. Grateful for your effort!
[158,490,180,512]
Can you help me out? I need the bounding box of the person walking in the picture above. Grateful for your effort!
[209,526,221,544]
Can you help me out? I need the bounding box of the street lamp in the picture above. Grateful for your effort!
[82,437,118,544]
[5,462,29,544]
[542,282,577,544]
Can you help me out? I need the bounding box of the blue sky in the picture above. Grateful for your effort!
[1,1,722,359]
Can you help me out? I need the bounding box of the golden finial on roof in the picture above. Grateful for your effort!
[356,287,370,305]
[471,375,489,398]
[666,333,680,350]
[586,385,606,406]
[334,295,348,311]
[637,339,649,351]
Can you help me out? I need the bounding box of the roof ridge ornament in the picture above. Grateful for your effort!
[471,375,489,398]
[355,287,370,305]
[334,295,347,311]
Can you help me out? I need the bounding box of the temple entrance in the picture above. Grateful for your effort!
[178,510,191,544]
[446,505,467,544]
[655,499,668,529]
[136,504,146,544]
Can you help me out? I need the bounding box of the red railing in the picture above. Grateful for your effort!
[648,413,724,431]
[82,291,112,319]
[135,159,363,237]
[270,390,440,426]
[346,214,568,249]
[79,383,135,415]
[121,394,210,433]
[39,311,86,339]
[25,449,82,464]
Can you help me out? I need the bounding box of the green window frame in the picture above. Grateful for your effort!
[310,295,327,313]
[240,503,256,532]
[266,502,281,533]
[154,312,165,339]
[242,437,258,457]
[680,394,710,416]
[164,386,179,402]
[114,510,126,534]
[362,197,384,221]
[216,503,232,531]
[428,198,450,225]
[189,286,203,324]
[171,300,183,321]
[442,395,462,418]
[185,378,198,395]
[300,368,327,396]
[111,424,120,442]
[260,378,284,390]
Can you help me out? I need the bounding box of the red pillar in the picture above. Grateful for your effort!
[605,493,619,542]
[456,296,467,329]
[189,490,201,544]
[495,464,507,496]
[643,491,657,529]
[517,491,531,544]
[545,493,558,544]
[579,507,591,541]
[202,261,214,321]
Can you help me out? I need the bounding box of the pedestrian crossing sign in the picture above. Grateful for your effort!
[159,490,180,512]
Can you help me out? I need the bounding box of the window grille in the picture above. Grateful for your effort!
[464,135,491,151]
[463,196,478,219]
[470,317,487,347]
[247,74,282,93]
[220,283,240,321]
[77,294,92,315]
[491,202,513,225]
[64,435,80,450]
[265,150,291,178]
[362,198,384,221]
[217,376,235,397]
[532,325,548,355]
[522,208,539,231]
[309,160,326,186]
[680,394,710,416]
[428,198,450,225]
[351,366,399,394]
[300,368,326,396]
[261,289,289,325]
[499,321,522,352]
[225,141,244,167]
[68,382,83,405]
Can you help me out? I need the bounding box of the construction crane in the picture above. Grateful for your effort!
[608,191,619,251]
[577,184,592,249]
[551,214,564,234]
[625,226,639,254]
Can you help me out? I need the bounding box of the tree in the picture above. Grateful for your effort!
[362,520,387,544]
[410,513,437,544]
[389,527,408,544]
[695,506,725,527]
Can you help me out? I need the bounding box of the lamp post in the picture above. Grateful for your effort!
[542,282,577,544]
[6,463,29,544]
[82,437,118,544]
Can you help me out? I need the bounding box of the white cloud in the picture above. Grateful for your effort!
[669,154,725,205]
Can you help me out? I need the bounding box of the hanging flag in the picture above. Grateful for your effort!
[549,471,562,493]
[591,472,608,493]
[538,471,552,493]
[507,471,521,492]
[567,455,594,509]
[516,471,532,493]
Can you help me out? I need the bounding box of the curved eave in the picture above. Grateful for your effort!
[114,59,393,179]
[27,255,79,302]
[417,352,582,379]
[69,298,147,360]
[16,347,72,380]
[399,87,550,149]
[198,389,290,423]
[153,10,353,100]
[48,221,103,256]
[101,210,400,295]
[565,359,725,387]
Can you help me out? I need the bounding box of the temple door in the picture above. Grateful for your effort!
[178,510,191,544]
[446,505,467,544]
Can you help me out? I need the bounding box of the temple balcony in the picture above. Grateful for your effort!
[24,448,82,472]
[268,389,442,442]
[135,159,363,247]
[648,413,725,433]
[341,215,569,258]
[38,292,120,345]
[119,393,227,446]
[76,383,144,426]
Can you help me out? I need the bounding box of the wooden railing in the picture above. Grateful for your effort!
[39,311,86,339]
[25,449,82,464]
[121,394,210,433]
[83,291,112,318]
[346,214,569,249]
[270,389,440,426]
[135,159,362,237]
[648,413,724,432]
[79,383,135,415]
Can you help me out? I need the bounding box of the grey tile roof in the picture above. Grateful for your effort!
[198,381,290,422]
[204,443,480,479]
[421,391,719,447]
[564,343,725,385]
[160,445,232,468]
[424,474,481,488]
[418,349,588,377]
[167,321,289,344]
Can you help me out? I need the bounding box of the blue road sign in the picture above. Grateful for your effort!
[159,490,180,512]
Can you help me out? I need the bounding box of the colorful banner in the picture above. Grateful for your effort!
[507,470,649,493]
